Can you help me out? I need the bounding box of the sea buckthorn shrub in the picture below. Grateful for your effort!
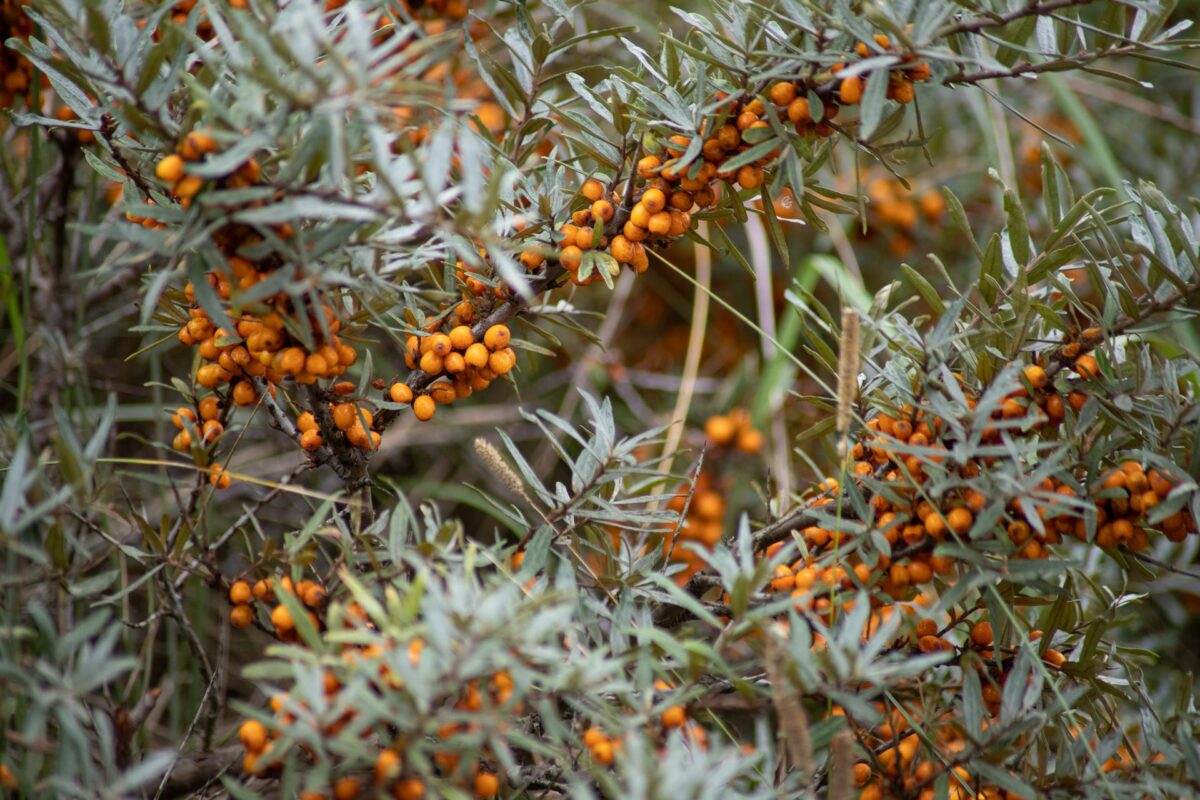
[3,1,1200,799]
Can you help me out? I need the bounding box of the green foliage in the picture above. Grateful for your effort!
[2,1,1200,799]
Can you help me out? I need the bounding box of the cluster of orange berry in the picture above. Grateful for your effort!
[153,130,263,210]
[383,4,503,149]
[545,84,842,285]
[749,349,1196,626]
[665,473,727,584]
[169,395,228,453]
[703,408,764,454]
[1090,461,1192,548]
[297,390,382,452]
[581,680,706,768]
[836,34,933,107]
[0,0,34,111]
[852,706,1013,800]
[157,133,362,448]
[845,619,1070,800]
[387,323,515,422]
[237,618,517,798]
[862,177,945,256]
[662,411,765,584]
[226,575,326,637]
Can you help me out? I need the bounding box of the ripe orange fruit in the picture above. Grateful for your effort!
[970,620,993,647]
[390,383,414,404]
[559,245,583,271]
[768,81,797,106]
[375,749,401,784]
[592,199,615,222]
[172,407,197,429]
[736,428,764,453]
[1074,354,1100,379]
[839,75,864,104]
[641,188,666,214]
[229,605,253,628]
[270,604,294,632]
[661,705,686,728]
[647,211,672,235]
[946,507,973,535]
[332,403,356,430]
[199,396,220,421]
[413,395,436,421]
[332,777,362,800]
[391,778,425,800]
[703,415,736,446]
[209,465,232,489]
[449,325,475,350]
[231,381,257,406]
[483,324,511,350]
[229,581,252,605]
[156,154,186,182]
[581,178,604,202]
[238,719,268,753]
[300,429,324,451]
[202,419,224,442]
[473,772,500,798]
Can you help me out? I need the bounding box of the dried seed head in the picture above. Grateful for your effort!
[474,437,529,503]
[835,307,861,460]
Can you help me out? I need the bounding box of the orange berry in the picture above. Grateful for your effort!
[484,324,511,350]
[413,395,436,421]
[465,342,490,368]
[647,211,672,235]
[946,507,973,535]
[736,428,763,453]
[581,178,605,202]
[703,415,736,446]
[202,419,224,442]
[768,81,797,106]
[390,383,414,404]
[232,381,257,406]
[392,778,425,800]
[839,75,864,104]
[473,772,500,798]
[209,465,231,489]
[238,719,268,753]
[661,705,686,728]
[1074,354,1100,379]
[375,749,401,784]
[641,188,666,214]
[592,199,615,222]
[230,604,254,628]
[331,403,356,430]
[559,245,583,271]
[199,396,220,421]
[300,429,324,451]
[270,604,294,632]
[449,325,475,350]
[970,620,993,647]
[1024,364,1049,390]
[229,581,252,605]
[172,407,197,429]
[156,154,186,182]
